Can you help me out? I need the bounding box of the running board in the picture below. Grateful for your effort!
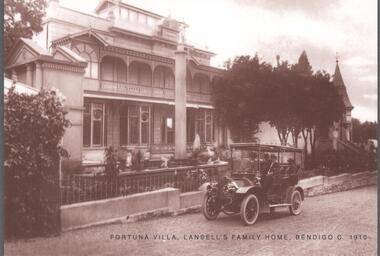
[269,203,291,208]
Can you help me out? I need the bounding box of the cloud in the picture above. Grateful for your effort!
[359,75,378,83]
[352,106,377,122]
[345,56,376,68]
[363,94,378,101]
[234,0,339,17]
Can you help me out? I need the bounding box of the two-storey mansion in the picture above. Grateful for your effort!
[5,0,229,171]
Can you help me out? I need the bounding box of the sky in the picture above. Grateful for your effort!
[60,0,378,122]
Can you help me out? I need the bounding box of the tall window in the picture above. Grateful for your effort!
[120,105,150,145]
[187,109,213,144]
[72,43,98,79]
[83,102,107,147]
[162,117,174,144]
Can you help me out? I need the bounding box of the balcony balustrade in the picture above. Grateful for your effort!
[83,78,212,104]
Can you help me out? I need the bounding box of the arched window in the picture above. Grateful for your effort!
[129,61,152,86]
[100,56,127,82]
[153,66,174,89]
[72,43,98,79]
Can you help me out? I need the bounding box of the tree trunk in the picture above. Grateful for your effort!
[276,126,290,146]
[291,128,300,147]
[301,129,309,162]
[308,127,317,165]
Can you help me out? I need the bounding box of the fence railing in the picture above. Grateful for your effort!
[60,162,229,205]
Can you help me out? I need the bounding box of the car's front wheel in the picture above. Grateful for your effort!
[202,194,220,220]
[240,194,260,225]
[289,190,302,215]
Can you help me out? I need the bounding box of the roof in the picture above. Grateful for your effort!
[19,38,51,56]
[95,0,164,19]
[56,46,87,63]
[229,143,303,153]
[333,62,354,109]
[333,62,345,87]
[6,38,53,68]
[51,29,111,47]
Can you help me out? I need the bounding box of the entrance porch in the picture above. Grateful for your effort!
[81,97,227,165]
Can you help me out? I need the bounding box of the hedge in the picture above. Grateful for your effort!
[5,86,70,238]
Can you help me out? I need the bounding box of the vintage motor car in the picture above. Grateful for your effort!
[202,143,305,225]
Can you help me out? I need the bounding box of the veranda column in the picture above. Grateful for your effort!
[174,43,187,158]
[26,64,33,86]
[35,62,43,89]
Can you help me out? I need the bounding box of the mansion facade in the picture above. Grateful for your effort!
[6,0,228,171]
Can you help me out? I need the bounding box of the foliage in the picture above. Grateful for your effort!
[352,118,378,143]
[212,54,345,163]
[316,148,376,175]
[5,86,70,238]
[4,0,47,56]
[212,55,271,142]
[131,149,144,171]
[104,147,120,178]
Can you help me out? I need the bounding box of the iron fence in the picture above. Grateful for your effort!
[60,163,229,205]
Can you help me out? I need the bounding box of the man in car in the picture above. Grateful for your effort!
[260,154,277,193]
[260,154,271,178]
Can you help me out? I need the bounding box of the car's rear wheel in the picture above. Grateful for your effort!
[240,194,260,225]
[289,190,302,215]
[202,194,220,220]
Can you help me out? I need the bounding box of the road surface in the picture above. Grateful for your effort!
[5,186,377,256]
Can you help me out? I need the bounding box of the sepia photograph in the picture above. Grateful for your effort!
[3,0,378,255]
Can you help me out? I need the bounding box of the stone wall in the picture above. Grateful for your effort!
[299,171,377,197]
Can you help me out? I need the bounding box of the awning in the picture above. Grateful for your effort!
[84,92,214,109]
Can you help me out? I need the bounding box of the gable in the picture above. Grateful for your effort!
[14,46,37,65]
[54,51,72,62]
[8,45,39,66]
[6,38,52,67]
[53,46,87,63]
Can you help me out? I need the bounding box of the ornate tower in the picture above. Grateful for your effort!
[332,58,354,142]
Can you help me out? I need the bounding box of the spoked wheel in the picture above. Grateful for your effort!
[289,190,302,215]
[202,194,220,220]
[240,194,260,225]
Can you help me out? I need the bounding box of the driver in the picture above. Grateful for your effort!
[262,154,278,192]
[267,155,279,175]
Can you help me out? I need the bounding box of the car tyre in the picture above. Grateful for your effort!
[240,194,260,225]
[202,194,220,220]
[289,190,302,215]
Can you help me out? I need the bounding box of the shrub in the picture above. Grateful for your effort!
[104,146,120,178]
[5,86,70,238]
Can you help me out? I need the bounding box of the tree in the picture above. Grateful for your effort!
[211,55,272,142]
[4,0,47,56]
[300,71,345,162]
[212,54,345,165]
[352,118,378,143]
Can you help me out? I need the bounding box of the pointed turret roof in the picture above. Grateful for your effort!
[333,60,353,109]
[333,60,345,87]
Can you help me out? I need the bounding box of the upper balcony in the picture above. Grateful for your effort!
[83,78,212,105]
[82,54,213,105]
